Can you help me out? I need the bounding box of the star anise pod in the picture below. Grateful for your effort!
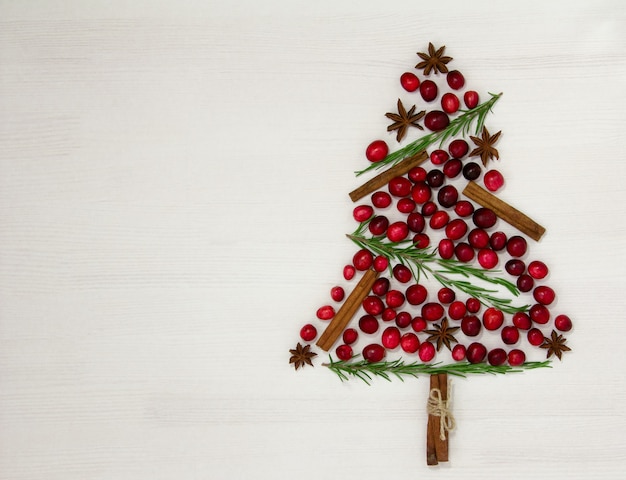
[416,42,453,75]
[540,330,571,360]
[289,343,317,370]
[385,99,425,142]
[469,127,502,166]
[424,317,460,352]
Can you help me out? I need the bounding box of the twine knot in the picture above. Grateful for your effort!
[426,384,456,441]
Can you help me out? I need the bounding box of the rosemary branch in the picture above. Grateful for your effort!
[347,229,528,314]
[356,92,502,177]
[324,356,551,385]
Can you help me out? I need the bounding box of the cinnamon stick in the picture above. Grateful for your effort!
[435,373,449,462]
[426,374,440,466]
[316,269,380,351]
[462,181,546,241]
[349,151,428,202]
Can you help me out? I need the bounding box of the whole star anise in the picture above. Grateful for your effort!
[385,99,425,142]
[540,330,571,360]
[416,42,453,75]
[424,318,460,352]
[289,343,317,370]
[469,127,502,166]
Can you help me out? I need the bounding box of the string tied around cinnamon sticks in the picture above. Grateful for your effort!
[427,380,456,441]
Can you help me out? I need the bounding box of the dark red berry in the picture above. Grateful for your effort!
[421,201,438,216]
[366,140,388,162]
[300,324,317,341]
[555,314,573,332]
[466,297,481,313]
[385,290,405,309]
[488,348,507,366]
[371,277,390,296]
[316,305,335,320]
[424,110,450,131]
[381,308,396,322]
[368,215,389,236]
[430,149,449,165]
[527,328,544,346]
[512,312,532,330]
[462,161,482,180]
[466,342,487,363]
[437,287,456,304]
[407,212,426,233]
[343,328,358,344]
[418,341,436,362]
[362,343,385,362]
[489,231,507,251]
[395,311,412,329]
[401,333,420,353]
[330,286,345,302]
[501,325,520,345]
[446,70,465,90]
[464,90,479,109]
[353,249,374,270]
[421,302,445,322]
[506,236,528,257]
[359,314,379,334]
[448,139,469,158]
[508,349,526,366]
[454,242,475,262]
[461,315,481,336]
[371,191,392,208]
[411,316,427,332]
[468,228,490,249]
[438,185,459,208]
[443,158,462,178]
[400,72,420,92]
[335,344,353,361]
[528,260,549,279]
[473,208,497,229]
[419,80,438,102]
[397,198,416,214]
[441,93,460,114]
[393,264,413,283]
[382,326,401,349]
[505,259,526,276]
[533,285,555,305]
[529,304,550,324]
[426,169,445,188]
[413,233,430,248]
[388,176,412,197]
[517,274,534,292]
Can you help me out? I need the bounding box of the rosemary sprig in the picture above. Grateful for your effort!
[347,228,529,314]
[356,92,502,177]
[324,355,551,385]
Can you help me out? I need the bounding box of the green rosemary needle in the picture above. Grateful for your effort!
[356,92,502,177]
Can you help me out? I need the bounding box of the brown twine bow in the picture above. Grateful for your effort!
[426,384,456,441]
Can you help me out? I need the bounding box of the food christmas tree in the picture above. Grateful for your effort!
[288,43,572,466]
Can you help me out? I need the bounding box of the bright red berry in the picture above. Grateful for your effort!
[454,200,474,217]
[330,286,345,302]
[443,158,463,178]
[400,72,420,92]
[438,238,455,259]
[411,316,427,332]
[468,228,490,249]
[451,344,467,361]
[352,249,374,270]
[362,296,384,316]
[366,140,388,162]
[316,305,335,320]
[430,149,449,165]
[401,332,420,353]
[353,205,374,222]
[387,221,410,242]
[527,328,544,346]
[528,260,549,279]
[300,324,317,342]
[464,90,479,109]
[385,290,405,309]
[508,349,526,366]
[533,285,556,305]
[388,176,412,197]
[373,255,389,272]
[421,302,445,322]
[512,312,532,330]
[418,341,436,362]
[381,307,396,322]
[343,264,355,280]
[448,300,467,320]
[483,307,504,331]
[555,314,573,332]
[397,198,416,214]
[483,170,505,192]
[529,304,550,324]
[382,326,401,349]
[343,328,358,345]
[441,92,460,114]
[501,325,520,345]
[335,344,353,361]
[411,181,432,204]
[371,191,392,208]
[466,297,481,313]
[477,248,499,269]
[429,211,449,230]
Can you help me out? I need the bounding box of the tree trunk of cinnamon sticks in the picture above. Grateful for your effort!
[426,373,449,466]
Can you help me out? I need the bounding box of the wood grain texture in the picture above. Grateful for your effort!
[1,1,626,479]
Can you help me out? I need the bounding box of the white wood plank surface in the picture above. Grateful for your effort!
[1,1,625,478]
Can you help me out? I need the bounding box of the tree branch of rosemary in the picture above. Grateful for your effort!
[324,355,551,385]
[347,226,529,314]
[356,92,502,177]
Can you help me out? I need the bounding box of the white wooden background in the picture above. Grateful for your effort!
[1,1,625,479]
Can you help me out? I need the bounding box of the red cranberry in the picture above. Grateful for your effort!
[464,91,479,109]
[411,316,427,332]
[448,139,469,158]
[421,302,445,322]
[505,259,526,276]
[401,332,420,353]
[468,228,490,249]
[438,185,459,208]
[528,260,549,279]
[424,111,450,131]
[501,325,520,345]
[343,328,358,345]
[387,221,409,242]
[371,191,392,208]
[366,140,388,162]
[451,344,467,361]
[443,158,462,178]
[441,92,460,114]
[368,215,389,236]
[359,314,380,334]
[316,305,335,320]
[419,80,438,102]
[397,198,416,214]
[466,342,487,363]
[418,341,436,362]
[483,170,504,192]
[512,312,532,330]
[430,149,449,165]
[527,328,544,346]
[488,348,507,366]
[429,211,449,230]
[421,201,438,217]
[400,72,420,92]
[330,286,345,302]
[455,242,475,262]
[478,248,499,269]
[388,176,412,197]
[411,182,432,204]
[300,324,317,341]
[437,287,456,304]
[413,233,430,248]
[362,296,384,316]
[335,344,353,360]
[506,236,528,257]
[489,231,507,251]
[363,343,385,362]
[517,274,534,292]
[382,326,401,349]
[466,297,481,313]
[455,200,474,217]
[529,304,550,324]
[473,208,497,228]
[445,218,468,240]
[382,308,396,322]
[353,205,374,222]
[386,290,405,309]
[461,315,481,336]
[372,277,390,296]
[483,307,504,331]
[438,238,455,259]
[426,169,445,188]
[555,314,573,332]
[393,264,413,283]
[407,212,426,233]
[343,265,356,280]
[353,249,374,271]
[373,255,389,272]
[395,311,412,329]
[508,349,526,366]
[463,161,482,180]
[446,70,465,90]
[448,301,466,320]
[408,166,428,182]
[533,285,555,305]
